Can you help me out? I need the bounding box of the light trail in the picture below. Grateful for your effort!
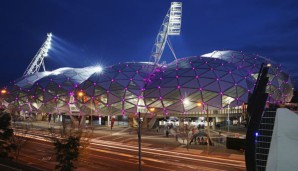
[90,139,245,164]
[14,129,245,170]
[89,141,245,169]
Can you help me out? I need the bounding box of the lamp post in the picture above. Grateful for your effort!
[77,91,84,126]
[90,98,93,127]
[197,102,210,154]
[228,103,230,134]
[138,111,142,171]
[148,108,155,129]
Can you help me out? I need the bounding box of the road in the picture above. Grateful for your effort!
[14,127,245,171]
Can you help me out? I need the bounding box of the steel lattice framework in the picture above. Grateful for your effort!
[150,2,182,64]
[23,33,52,76]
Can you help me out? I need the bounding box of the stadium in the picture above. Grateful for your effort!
[0,2,294,127]
[1,50,294,127]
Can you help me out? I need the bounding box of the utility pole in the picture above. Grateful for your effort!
[206,105,210,155]
[138,112,142,171]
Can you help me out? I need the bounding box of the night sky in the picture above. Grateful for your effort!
[1,0,298,88]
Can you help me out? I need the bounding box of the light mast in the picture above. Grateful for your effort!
[23,32,52,76]
[150,2,182,64]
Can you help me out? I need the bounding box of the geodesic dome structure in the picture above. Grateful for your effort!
[143,56,255,115]
[5,67,101,113]
[2,51,294,116]
[4,72,50,112]
[76,62,156,115]
[202,50,294,103]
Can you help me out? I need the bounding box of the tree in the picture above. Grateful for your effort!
[0,111,16,159]
[50,116,93,171]
[12,122,32,161]
[53,133,80,171]
[176,124,194,150]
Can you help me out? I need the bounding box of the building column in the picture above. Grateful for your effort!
[98,116,102,125]
[212,117,216,130]
[179,117,184,127]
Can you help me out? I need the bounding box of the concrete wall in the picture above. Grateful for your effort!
[266,108,298,170]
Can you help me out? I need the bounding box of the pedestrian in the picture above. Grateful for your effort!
[166,130,169,137]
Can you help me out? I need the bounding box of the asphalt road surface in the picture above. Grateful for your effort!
[14,128,245,171]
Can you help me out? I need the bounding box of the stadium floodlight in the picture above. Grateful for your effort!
[168,2,182,35]
[150,2,182,64]
[23,32,52,76]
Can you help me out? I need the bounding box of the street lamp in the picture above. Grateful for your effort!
[77,91,93,127]
[77,91,86,126]
[138,111,142,171]
[1,89,7,95]
[77,91,84,98]
[197,102,210,154]
[149,107,155,113]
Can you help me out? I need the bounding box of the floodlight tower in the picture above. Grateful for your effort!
[23,32,52,76]
[150,2,182,64]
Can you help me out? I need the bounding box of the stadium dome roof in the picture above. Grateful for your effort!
[144,56,255,115]
[5,66,101,113]
[3,51,294,115]
[76,62,156,115]
[202,50,294,102]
